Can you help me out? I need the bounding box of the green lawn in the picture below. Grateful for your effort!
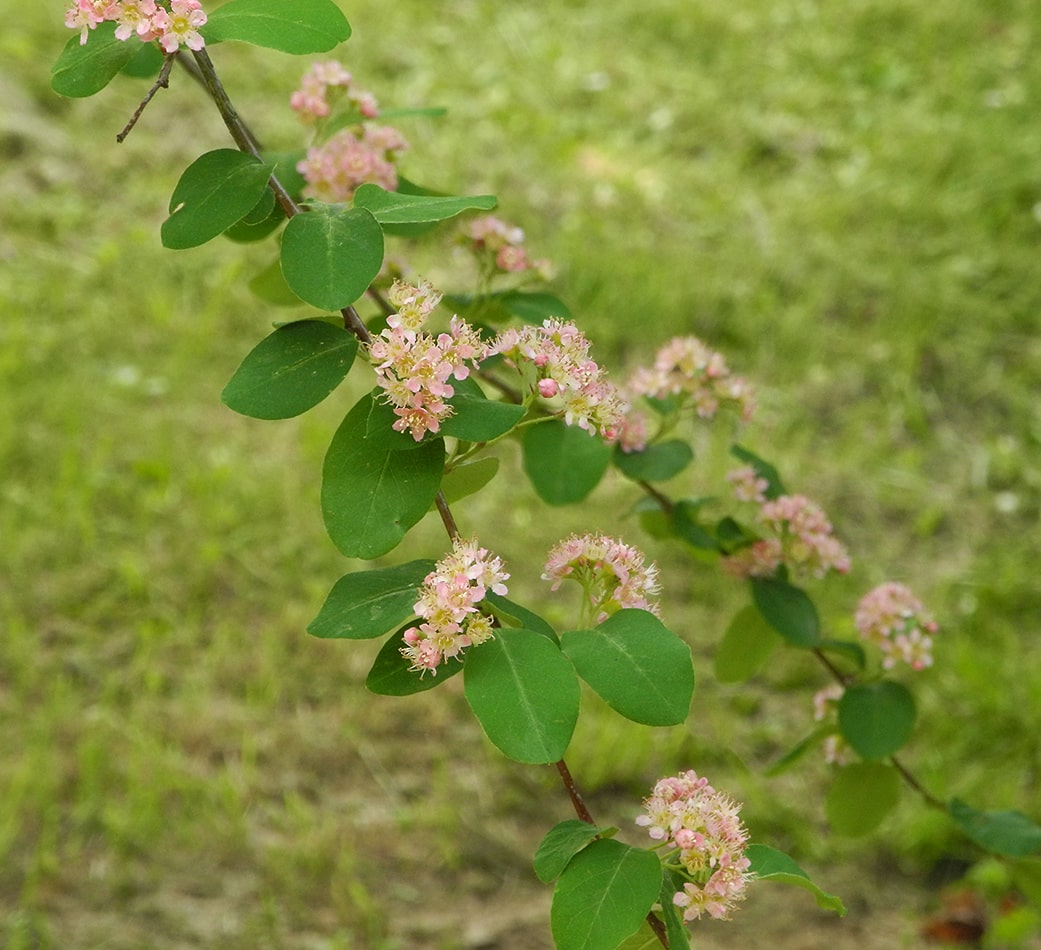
[3,1,1041,947]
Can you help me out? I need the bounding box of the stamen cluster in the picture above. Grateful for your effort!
[723,492,850,580]
[491,320,626,438]
[65,0,206,51]
[542,533,660,623]
[465,215,551,276]
[636,770,752,922]
[290,60,380,123]
[297,124,408,203]
[368,279,488,442]
[855,582,938,671]
[401,537,509,674]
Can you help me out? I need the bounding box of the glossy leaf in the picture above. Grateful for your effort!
[750,577,820,647]
[439,377,526,442]
[51,24,138,98]
[523,420,612,505]
[162,149,274,249]
[121,41,165,79]
[949,799,1041,858]
[838,680,916,760]
[826,762,901,836]
[714,605,782,683]
[534,820,604,883]
[730,444,786,498]
[463,628,579,764]
[440,457,500,505]
[551,839,661,950]
[221,320,358,419]
[658,879,691,950]
[223,191,283,243]
[613,440,694,483]
[308,560,434,640]
[483,592,559,642]
[747,844,847,915]
[353,183,496,224]
[366,626,463,695]
[322,393,445,559]
[281,205,384,311]
[202,0,351,53]
[816,638,867,671]
[561,610,694,726]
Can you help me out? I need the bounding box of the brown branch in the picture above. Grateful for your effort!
[117,53,176,142]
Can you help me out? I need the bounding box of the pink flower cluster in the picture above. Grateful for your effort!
[290,61,380,124]
[811,683,854,765]
[297,125,407,203]
[368,279,488,441]
[636,770,752,922]
[723,490,850,580]
[65,0,206,52]
[491,320,626,438]
[855,582,938,671]
[401,537,509,674]
[626,336,756,422]
[466,215,551,276]
[542,533,660,623]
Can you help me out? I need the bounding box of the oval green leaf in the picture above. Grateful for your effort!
[222,320,358,419]
[463,628,579,764]
[322,393,445,559]
[949,799,1041,858]
[522,419,612,505]
[440,457,500,506]
[308,560,434,640]
[826,762,901,836]
[551,839,662,950]
[747,844,847,915]
[201,0,351,53]
[561,610,694,726]
[439,377,526,443]
[248,257,304,306]
[613,440,694,483]
[750,577,821,647]
[534,820,604,884]
[162,149,274,249]
[366,626,463,695]
[281,205,384,311]
[51,24,138,98]
[714,605,782,683]
[838,680,916,760]
[353,183,497,224]
[483,592,559,642]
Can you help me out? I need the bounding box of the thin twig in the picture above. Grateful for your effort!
[117,54,175,143]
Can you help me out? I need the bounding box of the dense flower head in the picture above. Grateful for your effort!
[855,582,938,671]
[465,215,552,277]
[625,336,755,423]
[490,320,626,438]
[297,124,407,203]
[723,494,850,580]
[400,537,509,675]
[290,60,380,123]
[636,769,752,922]
[542,533,660,623]
[727,465,769,504]
[368,280,488,441]
[65,0,206,50]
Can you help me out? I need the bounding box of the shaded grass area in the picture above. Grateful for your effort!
[3,0,1041,947]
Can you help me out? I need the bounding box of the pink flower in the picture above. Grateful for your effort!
[400,538,508,674]
[464,214,551,275]
[153,0,207,53]
[112,0,158,40]
[855,582,938,671]
[297,124,406,202]
[727,465,768,504]
[542,533,660,623]
[637,769,752,922]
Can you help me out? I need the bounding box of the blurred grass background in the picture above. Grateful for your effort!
[3,0,1041,947]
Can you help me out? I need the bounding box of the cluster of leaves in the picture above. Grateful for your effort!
[50,1,1041,947]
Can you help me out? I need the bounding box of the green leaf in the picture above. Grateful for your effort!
[322,393,445,559]
[714,605,782,683]
[281,205,384,311]
[483,592,559,642]
[750,577,820,647]
[669,499,720,552]
[534,820,604,883]
[366,626,463,695]
[613,440,694,483]
[838,680,916,760]
[439,377,526,442]
[201,0,351,53]
[223,191,284,243]
[816,639,867,671]
[248,257,304,306]
[307,560,434,640]
[747,844,847,915]
[1010,858,1041,904]
[162,149,274,249]
[561,610,694,726]
[51,24,138,98]
[551,839,661,950]
[463,628,579,764]
[949,799,1041,858]
[221,320,358,419]
[658,878,691,950]
[522,420,612,505]
[730,445,786,499]
[121,41,165,79]
[353,183,496,224]
[499,290,573,323]
[764,725,835,776]
[826,762,901,836]
[440,457,500,505]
